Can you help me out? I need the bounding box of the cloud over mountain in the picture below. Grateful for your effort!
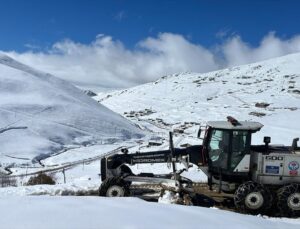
[4,32,300,90]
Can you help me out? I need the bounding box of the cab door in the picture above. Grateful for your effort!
[230,131,251,172]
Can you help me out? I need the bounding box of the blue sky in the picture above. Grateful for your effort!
[2,0,300,90]
[1,0,299,51]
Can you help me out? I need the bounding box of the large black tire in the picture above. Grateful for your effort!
[277,183,300,218]
[99,177,130,197]
[234,181,272,215]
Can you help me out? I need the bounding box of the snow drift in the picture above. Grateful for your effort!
[0,54,143,165]
[0,196,298,229]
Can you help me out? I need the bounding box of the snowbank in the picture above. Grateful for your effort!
[0,196,298,229]
[0,180,100,197]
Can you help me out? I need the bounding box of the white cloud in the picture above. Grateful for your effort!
[6,33,218,89]
[222,32,300,66]
[4,32,300,91]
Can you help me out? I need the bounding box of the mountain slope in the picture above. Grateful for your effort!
[97,53,300,145]
[0,54,143,165]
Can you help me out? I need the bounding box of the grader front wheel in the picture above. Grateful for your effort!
[99,177,130,197]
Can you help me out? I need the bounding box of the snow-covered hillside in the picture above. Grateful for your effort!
[0,54,143,165]
[97,53,300,145]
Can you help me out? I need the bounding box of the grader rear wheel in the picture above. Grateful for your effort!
[277,183,300,218]
[234,181,272,215]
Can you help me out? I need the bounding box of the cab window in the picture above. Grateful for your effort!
[208,129,230,169]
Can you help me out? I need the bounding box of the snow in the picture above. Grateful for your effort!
[0,180,100,197]
[0,54,144,166]
[0,53,300,228]
[158,190,181,204]
[0,196,298,229]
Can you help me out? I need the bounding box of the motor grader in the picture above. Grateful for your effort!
[99,116,300,217]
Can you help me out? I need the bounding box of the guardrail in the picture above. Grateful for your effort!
[6,146,128,178]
